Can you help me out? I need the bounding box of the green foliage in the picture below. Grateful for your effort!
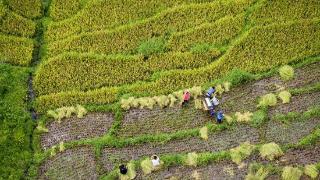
[0,35,34,66]
[0,64,33,179]
[76,104,87,118]
[190,43,214,54]
[185,152,198,167]
[282,166,303,180]
[50,145,57,157]
[47,105,87,122]
[278,91,291,104]
[49,0,83,21]
[7,0,42,18]
[59,141,65,152]
[259,142,283,161]
[199,126,208,140]
[36,123,49,133]
[304,164,319,179]
[250,109,268,127]
[230,141,255,165]
[137,37,166,56]
[279,65,294,81]
[258,93,277,107]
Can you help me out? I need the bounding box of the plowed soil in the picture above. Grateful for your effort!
[41,113,114,150]
[38,146,97,180]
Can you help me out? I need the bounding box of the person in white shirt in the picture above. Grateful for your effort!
[211,96,219,106]
[151,155,160,167]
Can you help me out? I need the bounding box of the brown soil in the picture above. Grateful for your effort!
[38,146,98,180]
[101,125,259,173]
[41,113,114,150]
[118,105,211,137]
[265,118,320,144]
[268,91,320,117]
[279,143,320,166]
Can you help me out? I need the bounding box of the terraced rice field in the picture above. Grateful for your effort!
[0,0,319,179]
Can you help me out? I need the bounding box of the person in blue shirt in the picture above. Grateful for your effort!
[216,111,224,123]
[206,87,216,98]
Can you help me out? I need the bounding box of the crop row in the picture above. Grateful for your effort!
[0,34,34,66]
[167,14,245,52]
[34,19,320,111]
[6,0,42,19]
[249,0,320,26]
[48,0,84,21]
[44,0,254,44]
[0,2,36,37]
[45,0,217,40]
[34,51,218,95]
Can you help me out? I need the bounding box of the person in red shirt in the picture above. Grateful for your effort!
[182,91,190,107]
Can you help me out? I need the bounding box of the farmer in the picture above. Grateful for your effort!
[216,111,224,124]
[119,164,128,175]
[212,96,219,106]
[151,155,160,167]
[182,91,190,106]
[209,108,215,117]
[206,86,216,98]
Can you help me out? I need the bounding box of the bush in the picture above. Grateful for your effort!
[278,91,291,104]
[279,65,294,81]
[230,142,255,165]
[259,142,283,161]
[282,167,303,180]
[199,126,208,140]
[0,35,34,66]
[304,164,319,179]
[258,93,277,107]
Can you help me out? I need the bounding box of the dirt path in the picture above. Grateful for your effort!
[41,113,114,149]
[38,146,97,180]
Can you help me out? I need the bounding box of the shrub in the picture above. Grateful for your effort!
[278,91,291,104]
[279,65,294,81]
[259,142,283,161]
[258,93,277,107]
[141,158,153,175]
[230,142,255,165]
[185,152,198,167]
[199,126,208,140]
[235,112,253,123]
[304,164,318,179]
[282,167,303,180]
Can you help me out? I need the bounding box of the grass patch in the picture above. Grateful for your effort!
[258,93,277,107]
[278,91,291,104]
[230,142,255,165]
[137,37,166,56]
[304,164,319,179]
